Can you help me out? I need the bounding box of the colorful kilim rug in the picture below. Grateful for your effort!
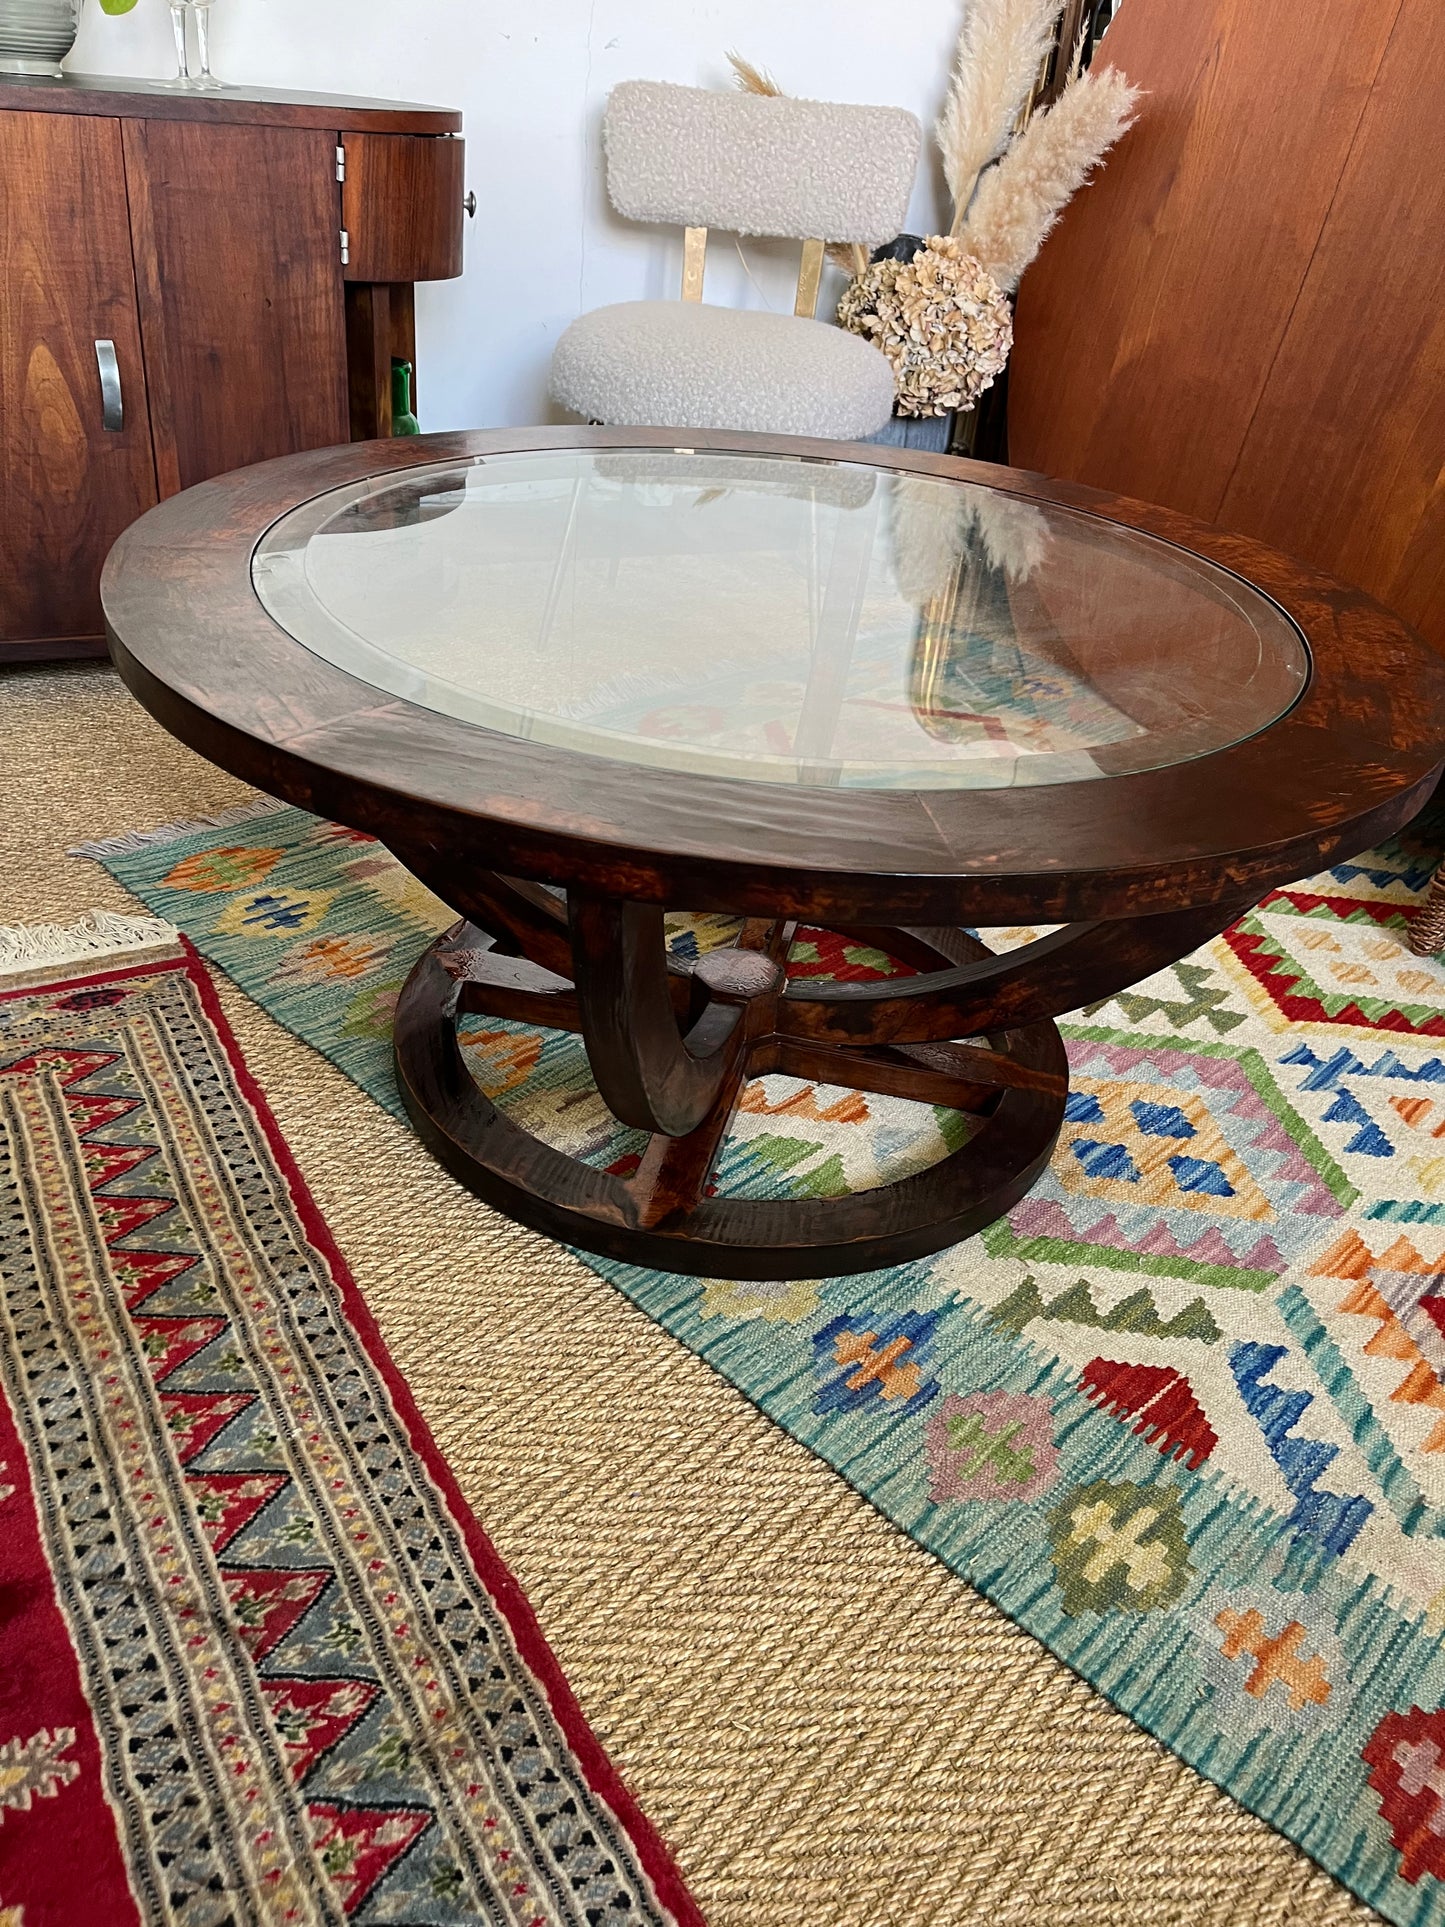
[76,798,1445,1925]
[0,913,702,1927]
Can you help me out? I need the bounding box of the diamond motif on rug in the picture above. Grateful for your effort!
[813,1311,941,1415]
[1188,1585,1345,1736]
[988,1037,1350,1291]
[1365,1707,1445,1885]
[923,1391,1060,1503]
[1222,893,1445,1037]
[1046,1479,1194,1615]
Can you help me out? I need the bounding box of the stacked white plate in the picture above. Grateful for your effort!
[0,0,79,72]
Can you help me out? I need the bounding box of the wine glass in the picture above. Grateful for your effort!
[164,0,223,90]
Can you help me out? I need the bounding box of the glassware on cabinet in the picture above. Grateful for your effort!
[163,0,223,90]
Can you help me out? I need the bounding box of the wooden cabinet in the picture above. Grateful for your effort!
[0,75,465,663]
[0,111,158,651]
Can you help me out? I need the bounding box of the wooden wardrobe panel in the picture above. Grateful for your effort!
[0,111,157,645]
[1219,0,1445,652]
[1008,0,1400,527]
[127,119,349,493]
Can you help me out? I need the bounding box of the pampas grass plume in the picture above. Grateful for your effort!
[937,0,1064,229]
[726,51,781,97]
[961,63,1139,290]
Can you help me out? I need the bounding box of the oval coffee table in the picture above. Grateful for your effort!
[102,428,1445,1279]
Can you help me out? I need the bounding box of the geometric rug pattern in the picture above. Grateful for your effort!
[79,797,1445,1926]
[0,927,701,1926]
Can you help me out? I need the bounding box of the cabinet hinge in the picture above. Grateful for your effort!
[340,229,350,266]
[335,142,346,183]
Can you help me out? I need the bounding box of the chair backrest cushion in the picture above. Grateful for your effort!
[604,79,919,245]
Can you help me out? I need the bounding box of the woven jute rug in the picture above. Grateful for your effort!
[75,787,1445,1927]
[2,662,1392,1926]
[0,910,701,1927]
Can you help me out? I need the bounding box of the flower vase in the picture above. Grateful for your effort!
[856,233,1012,461]
[863,236,951,452]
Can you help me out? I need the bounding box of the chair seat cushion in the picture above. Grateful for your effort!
[550,300,898,440]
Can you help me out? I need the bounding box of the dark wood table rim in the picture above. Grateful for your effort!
[102,425,1445,930]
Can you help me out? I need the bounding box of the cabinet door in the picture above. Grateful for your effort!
[124,120,350,494]
[341,133,465,282]
[0,112,158,650]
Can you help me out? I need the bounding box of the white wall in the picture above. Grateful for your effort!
[70,0,961,429]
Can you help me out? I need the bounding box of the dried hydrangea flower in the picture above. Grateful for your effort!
[837,236,1013,418]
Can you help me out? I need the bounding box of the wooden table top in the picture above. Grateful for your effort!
[101,426,1445,927]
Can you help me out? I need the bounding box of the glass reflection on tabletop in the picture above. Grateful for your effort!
[251,448,1308,792]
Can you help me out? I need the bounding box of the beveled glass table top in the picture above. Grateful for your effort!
[251,446,1309,791]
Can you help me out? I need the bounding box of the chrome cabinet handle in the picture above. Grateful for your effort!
[463,191,477,219]
[95,339,123,432]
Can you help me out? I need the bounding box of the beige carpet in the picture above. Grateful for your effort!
[0,661,1379,1926]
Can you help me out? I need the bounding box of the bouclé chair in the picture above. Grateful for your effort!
[550,79,920,440]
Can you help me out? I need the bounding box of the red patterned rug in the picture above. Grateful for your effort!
[0,913,702,1927]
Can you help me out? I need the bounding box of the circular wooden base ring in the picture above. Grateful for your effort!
[394,934,1068,1281]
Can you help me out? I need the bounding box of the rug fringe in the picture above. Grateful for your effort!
[68,797,280,860]
[0,910,181,985]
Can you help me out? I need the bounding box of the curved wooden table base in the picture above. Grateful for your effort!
[390,883,1249,1279]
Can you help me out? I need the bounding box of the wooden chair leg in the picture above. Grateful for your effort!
[1409,859,1445,956]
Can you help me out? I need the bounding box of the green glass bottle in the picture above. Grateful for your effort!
[390,358,420,436]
